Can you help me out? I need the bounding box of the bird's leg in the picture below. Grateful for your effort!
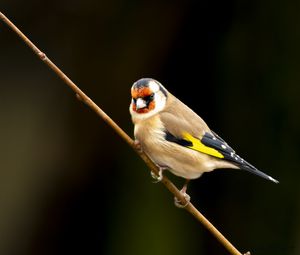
[174,179,191,208]
[151,165,168,183]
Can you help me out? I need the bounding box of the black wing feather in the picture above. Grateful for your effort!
[165,131,192,147]
[164,129,279,183]
[201,132,279,183]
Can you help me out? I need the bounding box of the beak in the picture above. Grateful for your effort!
[136,98,147,110]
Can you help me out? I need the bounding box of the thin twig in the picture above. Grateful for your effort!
[0,12,249,255]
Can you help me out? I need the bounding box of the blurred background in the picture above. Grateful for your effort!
[0,1,299,255]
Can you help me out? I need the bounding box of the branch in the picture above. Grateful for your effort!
[0,12,249,255]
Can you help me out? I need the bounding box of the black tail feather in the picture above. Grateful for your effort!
[238,163,279,184]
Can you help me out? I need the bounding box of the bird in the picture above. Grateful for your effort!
[129,78,279,206]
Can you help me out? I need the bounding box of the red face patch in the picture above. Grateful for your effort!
[131,87,156,114]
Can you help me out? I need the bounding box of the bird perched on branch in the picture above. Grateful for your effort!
[129,78,279,206]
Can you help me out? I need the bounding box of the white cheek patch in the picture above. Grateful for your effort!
[154,93,166,112]
[148,80,160,93]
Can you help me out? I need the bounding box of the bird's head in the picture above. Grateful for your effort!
[129,78,168,121]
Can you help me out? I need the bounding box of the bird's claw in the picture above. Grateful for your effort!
[151,167,164,183]
[174,191,191,208]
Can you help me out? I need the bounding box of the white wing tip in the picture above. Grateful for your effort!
[268,176,279,184]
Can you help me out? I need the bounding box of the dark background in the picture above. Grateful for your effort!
[0,1,299,255]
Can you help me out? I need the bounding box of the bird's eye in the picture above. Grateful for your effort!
[132,98,137,104]
[144,93,154,102]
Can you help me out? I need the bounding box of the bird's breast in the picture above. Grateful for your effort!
[134,116,166,147]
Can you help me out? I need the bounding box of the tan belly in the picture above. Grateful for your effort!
[142,138,219,179]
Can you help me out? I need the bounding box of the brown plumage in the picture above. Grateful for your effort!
[129,78,279,185]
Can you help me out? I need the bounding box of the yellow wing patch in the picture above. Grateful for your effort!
[182,132,224,159]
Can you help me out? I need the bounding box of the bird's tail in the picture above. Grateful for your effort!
[238,160,279,184]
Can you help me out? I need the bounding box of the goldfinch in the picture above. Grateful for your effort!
[129,78,279,204]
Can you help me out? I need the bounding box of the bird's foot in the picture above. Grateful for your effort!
[174,180,190,208]
[243,252,251,255]
[174,191,191,208]
[134,140,143,153]
[151,166,167,183]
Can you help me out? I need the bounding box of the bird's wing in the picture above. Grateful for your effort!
[160,100,222,154]
[199,131,278,183]
[160,110,278,183]
[160,110,234,160]
[161,95,210,137]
